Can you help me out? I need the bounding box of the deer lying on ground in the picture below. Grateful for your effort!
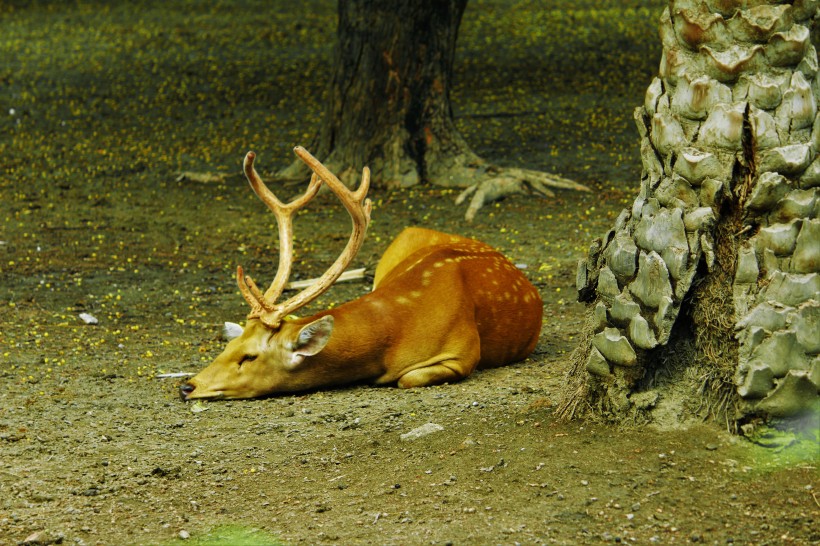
[179,147,543,400]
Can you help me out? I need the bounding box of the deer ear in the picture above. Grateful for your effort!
[223,322,244,341]
[296,316,334,354]
[287,316,334,368]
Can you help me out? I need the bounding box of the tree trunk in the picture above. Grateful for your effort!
[560,0,819,430]
[278,0,467,189]
[277,0,589,220]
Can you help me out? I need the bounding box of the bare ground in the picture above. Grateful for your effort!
[1,1,818,545]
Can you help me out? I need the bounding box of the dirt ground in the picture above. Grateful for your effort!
[1,1,818,545]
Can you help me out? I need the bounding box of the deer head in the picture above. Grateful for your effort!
[180,147,371,400]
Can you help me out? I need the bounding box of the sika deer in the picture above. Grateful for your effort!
[180,147,542,400]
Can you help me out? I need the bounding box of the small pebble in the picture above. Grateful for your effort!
[401,423,444,441]
[79,312,98,325]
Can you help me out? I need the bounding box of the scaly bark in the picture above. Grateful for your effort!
[560,0,819,429]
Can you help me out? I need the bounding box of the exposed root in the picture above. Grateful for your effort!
[455,167,591,222]
[695,368,739,432]
[187,145,590,219]
[175,171,236,183]
[555,316,598,422]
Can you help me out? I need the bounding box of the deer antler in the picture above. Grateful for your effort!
[237,147,372,328]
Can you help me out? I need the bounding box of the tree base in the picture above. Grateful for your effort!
[557,311,740,431]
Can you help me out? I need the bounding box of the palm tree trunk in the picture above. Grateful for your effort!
[561,0,819,429]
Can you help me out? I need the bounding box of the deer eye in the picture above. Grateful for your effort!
[238,354,258,367]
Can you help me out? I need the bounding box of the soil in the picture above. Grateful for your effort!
[1,1,818,545]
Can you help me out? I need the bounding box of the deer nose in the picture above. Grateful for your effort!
[179,382,195,400]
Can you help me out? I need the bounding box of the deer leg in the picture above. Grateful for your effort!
[397,359,474,388]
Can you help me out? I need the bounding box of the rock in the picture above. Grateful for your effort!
[755,371,819,417]
[629,251,674,309]
[585,347,611,377]
[401,423,444,441]
[592,327,638,367]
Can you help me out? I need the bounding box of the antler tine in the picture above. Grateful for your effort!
[235,265,263,312]
[241,151,323,309]
[257,147,372,327]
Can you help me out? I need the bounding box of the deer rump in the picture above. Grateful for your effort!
[371,226,543,374]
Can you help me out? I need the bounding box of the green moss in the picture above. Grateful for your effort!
[164,525,283,546]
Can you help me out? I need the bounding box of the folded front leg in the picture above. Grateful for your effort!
[397,360,472,388]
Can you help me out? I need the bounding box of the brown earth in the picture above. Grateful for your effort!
[1,1,818,545]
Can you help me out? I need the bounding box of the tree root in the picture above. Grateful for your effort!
[454,167,591,222]
[177,151,590,222]
[175,171,236,184]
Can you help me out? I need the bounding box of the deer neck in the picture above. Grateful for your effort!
[299,292,395,383]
